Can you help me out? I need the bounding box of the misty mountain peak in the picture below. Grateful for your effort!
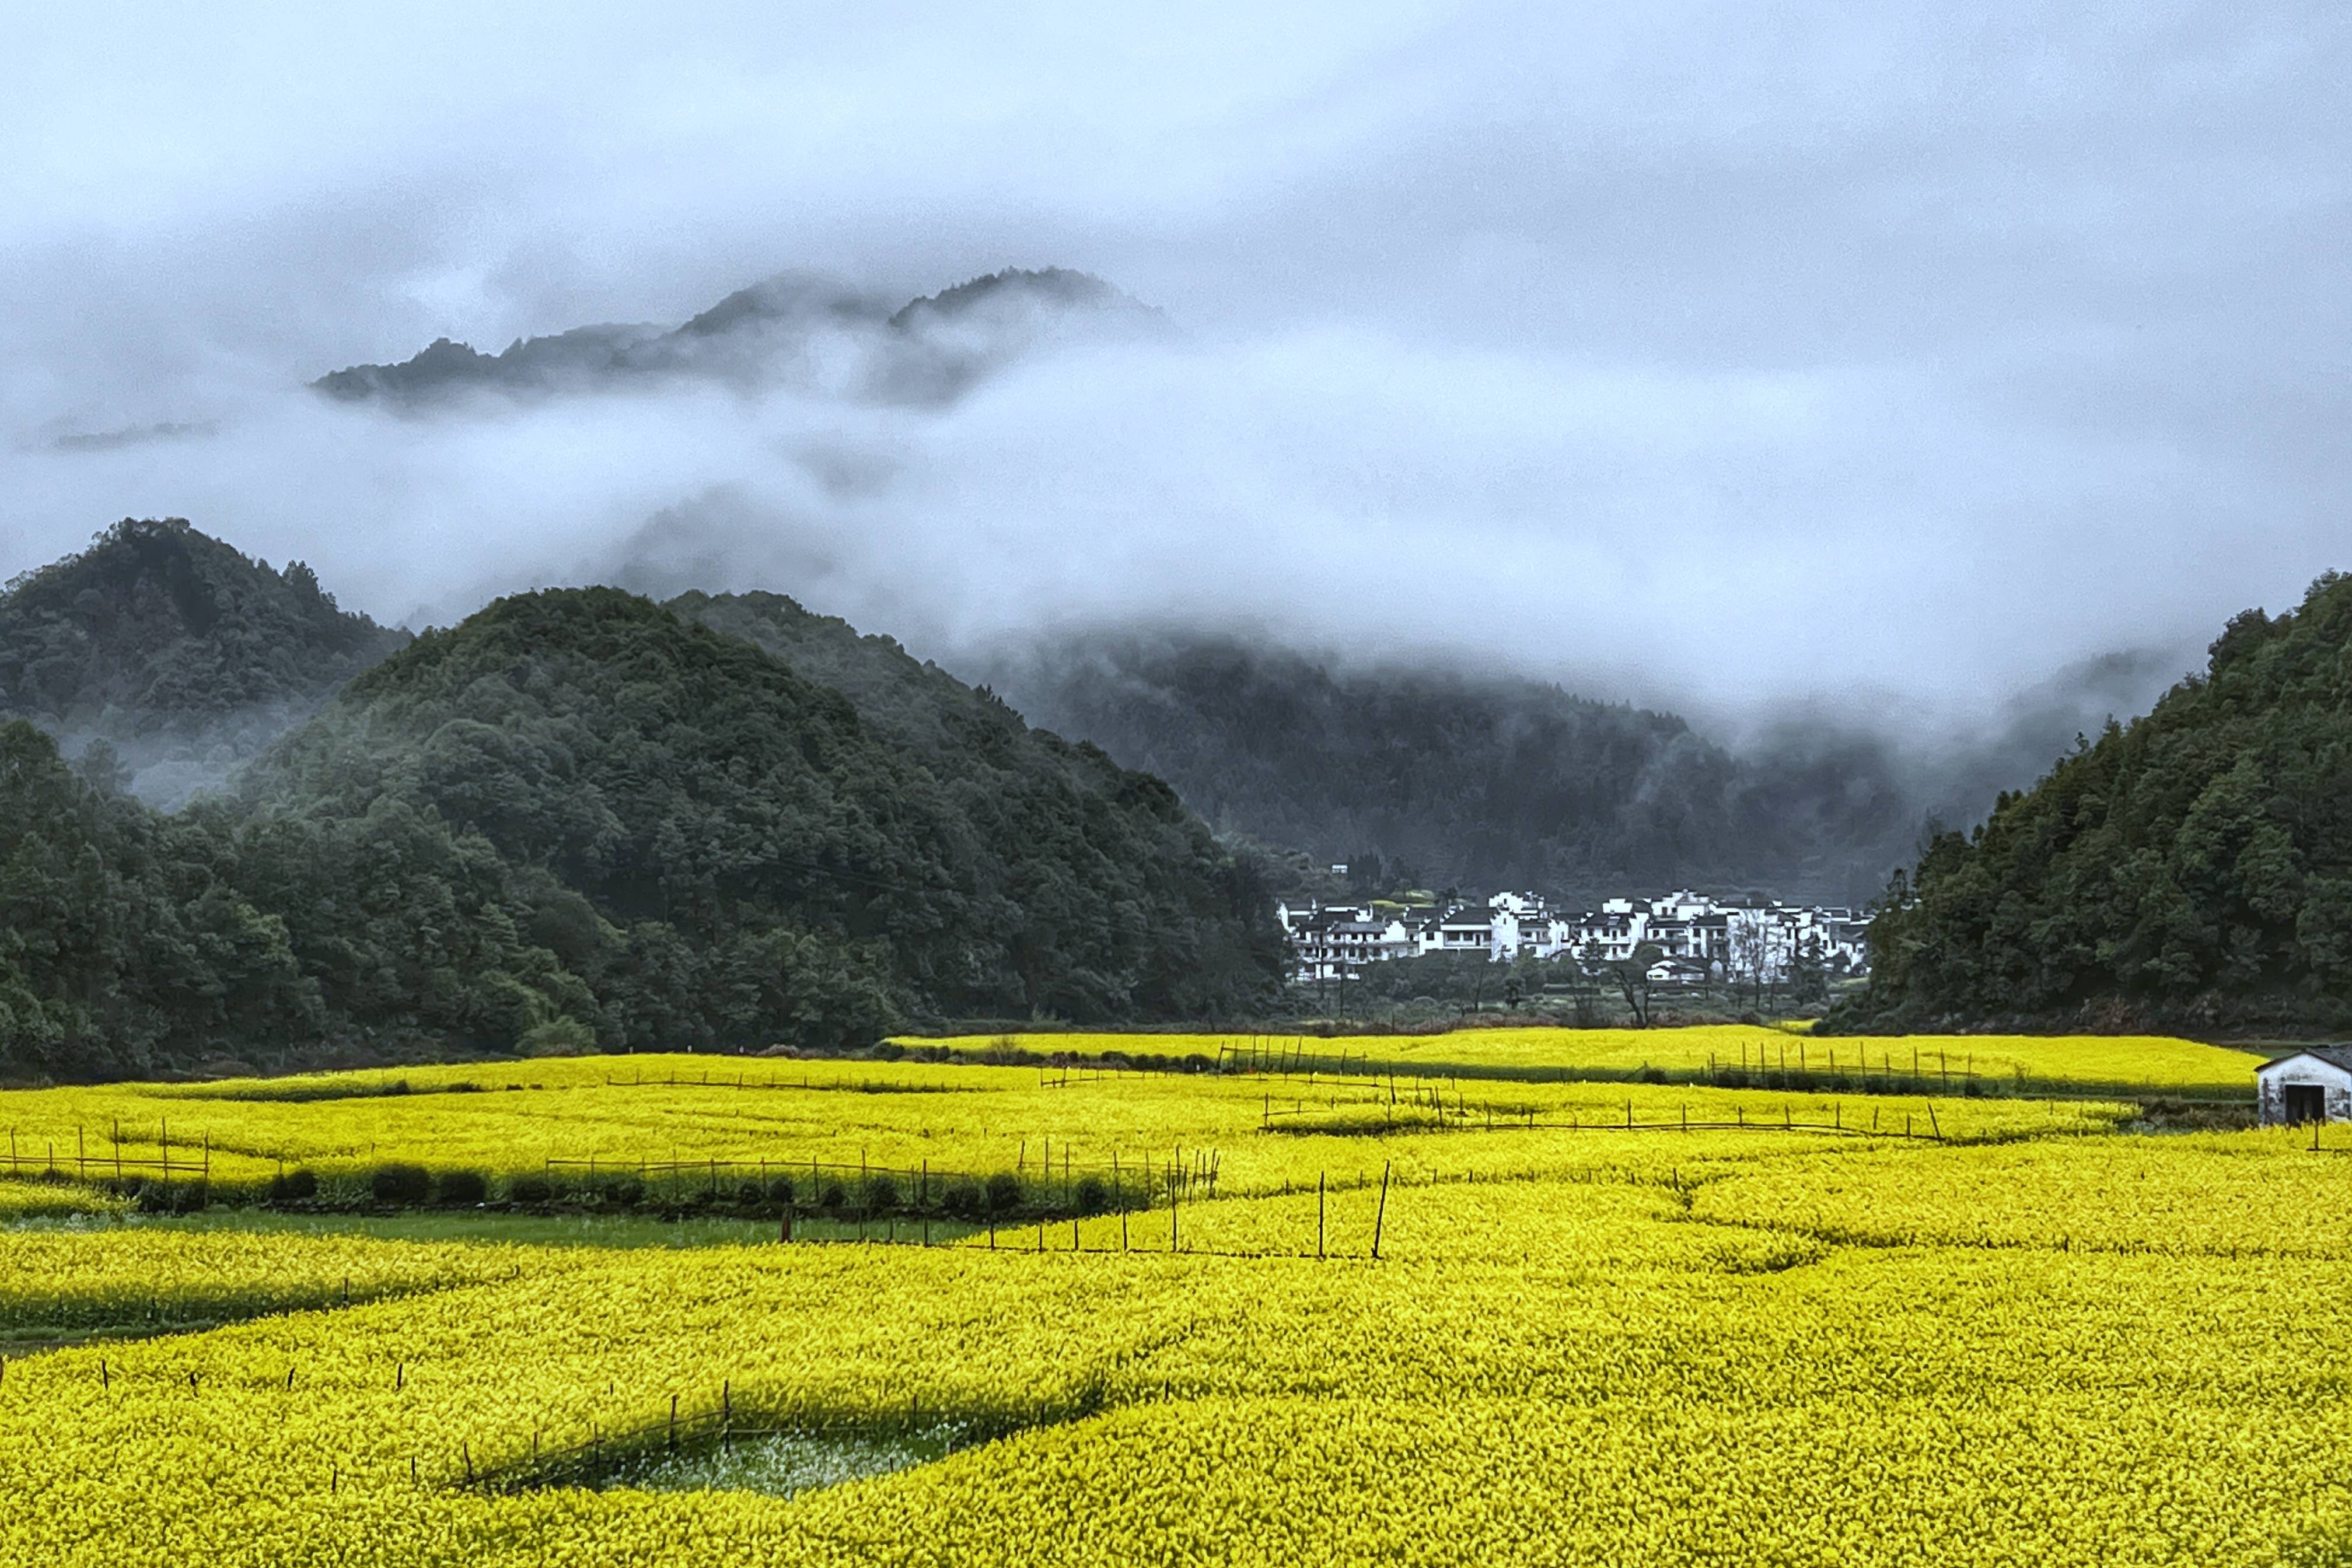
[310,265,1161,410]
[0,517,408,801]
[675,272,893,337]
[313,321,665,404]
[889,267,1158,330]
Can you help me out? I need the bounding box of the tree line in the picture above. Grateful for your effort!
[1828,572,2352,1034]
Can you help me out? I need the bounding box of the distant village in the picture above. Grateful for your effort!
[1278,883,1872,988]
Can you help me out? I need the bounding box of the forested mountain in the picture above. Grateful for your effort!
[254,588,1283,1024]
[0,519,408,803]
[313,267,1160,408]
[987,636,1920,905]
[0,584,1283,1078]
[1828,572,2352,1034]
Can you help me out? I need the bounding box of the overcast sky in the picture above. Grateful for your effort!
[2,2,2346,733]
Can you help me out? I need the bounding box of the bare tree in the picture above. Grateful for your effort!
[1729,919,1773,1011]
[1592,942,1665,1027]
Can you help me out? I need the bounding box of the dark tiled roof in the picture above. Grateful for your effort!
[2261,1047,2352,1074]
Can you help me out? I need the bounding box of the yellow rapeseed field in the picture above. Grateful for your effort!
[911,1024,2263,1094]
[0,1052,2125,1199]
[0,1227,554,1336]
[1,1033,2339,1566]
[0,1177,127,1220]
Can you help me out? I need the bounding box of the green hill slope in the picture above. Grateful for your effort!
[987,635,1917,904]
[1829,572,2352,1034]
[0,517,408,802]
[247,587,1282,1032]
[672,589,1287,1012]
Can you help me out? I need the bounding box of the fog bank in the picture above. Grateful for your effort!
[5,1,2346,741]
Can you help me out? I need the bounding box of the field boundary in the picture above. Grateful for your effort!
[1202,1041,2248,1104]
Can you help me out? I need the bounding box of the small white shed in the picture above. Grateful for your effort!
[2255,1048,2352,1126]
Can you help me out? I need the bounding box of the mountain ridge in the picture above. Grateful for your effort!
[0,519,2152,924]
[313,266,1161,408]
[982,632,1922,907]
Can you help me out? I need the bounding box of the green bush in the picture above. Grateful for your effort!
[138,1180,210,1214]
[941,1176,984,1218]
[435,1169,488,1206]
[1072,1175,1111,1216]
[506,1175,553,1205]
[267,1168,319,1203]
[766,1175,796,1206]
[370,1164,431,1205]
[863,1173,900,1213]
[984,1172,1023,1213]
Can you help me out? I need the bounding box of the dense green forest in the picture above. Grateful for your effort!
[989,636,1918,905]
[0,518,409,803]
[0,539,1284,1079]
[254,589,1284,1028]
[1828,573,2352,1034]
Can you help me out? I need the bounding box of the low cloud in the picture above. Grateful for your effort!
[2,1,2344,751]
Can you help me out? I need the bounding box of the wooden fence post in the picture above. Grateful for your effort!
[1371,1160,1392,1260]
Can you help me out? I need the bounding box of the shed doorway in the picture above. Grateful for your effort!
[2284,1084,2327,1125]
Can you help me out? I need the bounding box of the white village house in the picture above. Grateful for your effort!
[1275,888,1869,986]
[2256,1048,2352,1126]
